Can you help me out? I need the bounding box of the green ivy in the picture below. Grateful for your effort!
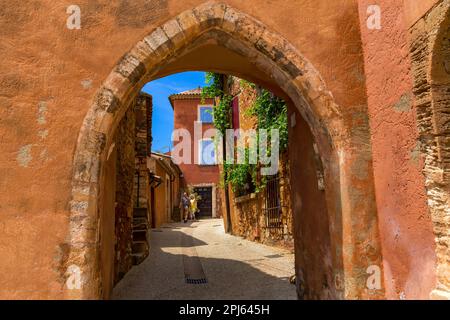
[202,73,288,195]
[202,72,232,135]
[248,89,288,153]
[224,148,259,196]
[201,72,223,100]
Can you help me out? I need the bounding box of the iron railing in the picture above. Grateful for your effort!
[264,174,283,237]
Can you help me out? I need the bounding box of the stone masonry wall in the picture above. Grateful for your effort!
[133,94,152,210]
[113,105,135,283]
[223,76,294,247]
[408,0,450,298]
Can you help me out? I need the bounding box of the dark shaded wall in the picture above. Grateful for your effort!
[99,146,117,299]
[113,107,136,283]
[288,105,336,300]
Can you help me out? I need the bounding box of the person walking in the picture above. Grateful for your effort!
[189,194,198,221]
[181,192,190,223]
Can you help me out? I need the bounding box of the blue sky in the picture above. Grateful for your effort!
[141,71,206,153]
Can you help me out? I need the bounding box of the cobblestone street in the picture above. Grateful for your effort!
[113,219,296,300]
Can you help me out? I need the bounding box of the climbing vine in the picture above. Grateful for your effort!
[202,72,288,195]
[202,72,223,99]
[223,148,259,196]
[202,72,232,135]
[247,89,288,154]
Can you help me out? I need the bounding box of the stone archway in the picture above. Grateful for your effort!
[409,0,450,299]
[65,2,382,299]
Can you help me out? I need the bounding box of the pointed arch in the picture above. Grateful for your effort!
[65,2,382,299]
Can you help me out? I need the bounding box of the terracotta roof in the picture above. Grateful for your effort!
[168,87,209,109]
[178,87,203,95]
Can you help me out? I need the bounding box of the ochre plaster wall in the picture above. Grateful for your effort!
[359,0,438,299]
[0,0,443,299]
[0,0,370,299]
[172,97,220,185]
[288,105,337,300]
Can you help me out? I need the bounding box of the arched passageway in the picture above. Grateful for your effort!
[66,3,382,299]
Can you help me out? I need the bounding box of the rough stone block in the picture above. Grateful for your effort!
[222,7,241,34]
[192,2,226,29]
[176,9,201,41]
[103,71,133,103]
[235,17,265,46]
[94,88,120,114]
[162,19,185,47]
[256,30,303,78]
[115,54,146,86]
[144,27,172,57]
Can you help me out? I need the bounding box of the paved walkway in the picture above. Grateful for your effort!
[112,218,297,300]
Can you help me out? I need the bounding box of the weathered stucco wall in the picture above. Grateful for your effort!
[0,0,376,299]
[152,160,169,228]
[172,96,220,185]
[288,104,337,300]
[0,0,444,299]
[98,142,116,300]
[359,0,438,299]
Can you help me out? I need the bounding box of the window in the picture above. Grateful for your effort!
[199,139,216,165]
[198,105,214,123]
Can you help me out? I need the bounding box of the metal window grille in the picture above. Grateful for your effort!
[264,174,283,237]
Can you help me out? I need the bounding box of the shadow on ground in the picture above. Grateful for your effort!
[112,221,297,300]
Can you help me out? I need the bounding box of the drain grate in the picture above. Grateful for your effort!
[186,278,208,284]
[264,254,283,259]
[182,231,208,285]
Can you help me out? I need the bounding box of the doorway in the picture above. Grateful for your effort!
[194,186,213,218]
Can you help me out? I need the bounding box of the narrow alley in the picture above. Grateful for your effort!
[112,219,296,300]
[2,1,450,303]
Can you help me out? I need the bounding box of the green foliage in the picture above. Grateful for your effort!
[202,72,232,135]
[202,73,288,195]
[248,89,288,153]
[239,78,256,90]
[224,148,258,196]
[228,88,288,194]
[201,72,223,100]
[212,94,233,135]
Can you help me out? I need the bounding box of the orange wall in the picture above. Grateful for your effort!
[153,161,168,228]
[288,104,337,299]
[359,0,437,299]
[0,0,442,299]
[172,97,220,186]
[99,146,116,299]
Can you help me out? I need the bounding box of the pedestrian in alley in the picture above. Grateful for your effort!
[189,194,198,221]
[181,192,190,223]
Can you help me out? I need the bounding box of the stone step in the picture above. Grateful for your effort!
[133,207,147,218]
[133,230,147,242]
[132,241,148,254]
[132,252,148,265]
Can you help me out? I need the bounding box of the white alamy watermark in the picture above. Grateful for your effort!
[171,122,280,176]
[66,5,81,30]
[366,264,382,290]
[66,264,82,290]
[367,5,381,30]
